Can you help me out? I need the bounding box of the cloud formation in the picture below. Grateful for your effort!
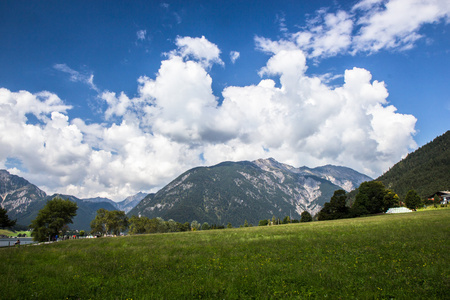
[230,51,240,63]
[288,0,450,57]
[4,0,442,201]
[136,30,147,41]
[0,32,418,200]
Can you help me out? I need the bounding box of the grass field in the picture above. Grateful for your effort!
[1,209,449,299]
[0,229,32,237]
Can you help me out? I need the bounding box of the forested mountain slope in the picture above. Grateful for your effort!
[377,130,450,199]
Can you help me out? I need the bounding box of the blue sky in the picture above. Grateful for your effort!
[0,0,449,200]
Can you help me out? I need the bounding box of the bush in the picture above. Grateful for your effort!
[258,219,269,226]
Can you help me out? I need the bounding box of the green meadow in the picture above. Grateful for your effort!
[1,209,449,299]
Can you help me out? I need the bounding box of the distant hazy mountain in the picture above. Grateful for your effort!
[116,192,148,213]
[48,194,117,231]
[0,170,145,230]
[129,158,371,226]
[377,130,450,199]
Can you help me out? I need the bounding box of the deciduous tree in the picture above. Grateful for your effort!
[30,197,78,242]
[318,189,349,220]
[405,190,422,210]
[90,209,128,236]
[300,211,312,222]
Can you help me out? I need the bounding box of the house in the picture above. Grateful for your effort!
[427,191,450,205]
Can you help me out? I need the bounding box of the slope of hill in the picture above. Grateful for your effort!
[0,170,142,229]
[48,194,118,231]
[129,158,371,226]
[116,192,148,213]
[377,130,450,199]
[0,170,47,224]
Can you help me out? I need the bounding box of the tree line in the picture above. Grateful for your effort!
[3,181,442,243]
[316,181,439,221]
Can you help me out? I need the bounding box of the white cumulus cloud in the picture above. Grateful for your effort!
[171,35,224,68]
[0,35,418,201]
[281,0,450,58]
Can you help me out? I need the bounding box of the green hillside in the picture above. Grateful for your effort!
[377,130,450,199]
[1,209,448,299]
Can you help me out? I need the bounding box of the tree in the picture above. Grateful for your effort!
[227,222,233,229]
[383,189,400,210]
[90,209,128,236]
[351,181,387,216]
[90,208,108,235]
[201,222,210,230]
[300,211,312,222]
[243,220,249,227]
[282,216,291,224]
[191,220,200,231]
[318,189,349,220]
[258,219,269,226]
[405,190,422,210]
[0,207,16,228]
[30,197,78,242]
[433,194,441,208]
[108,210,128,235]
[128,215,148,234]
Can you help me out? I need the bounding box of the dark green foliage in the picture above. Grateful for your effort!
[90,209,128,236]
[352,181,387,215]
[300,211,312,222]
[0,207,16,228]
[30,197,78,242]
[282,216,291,224]
[377,130,450,199]
[433,194,441,208]
[404,190,422,210]
[383,189,400,209]
[317,189,349,220]
[258,219,269,226]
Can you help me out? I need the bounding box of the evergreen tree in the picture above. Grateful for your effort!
[433,194,441,208]
[282,216,291,224]
[0,207,16,229]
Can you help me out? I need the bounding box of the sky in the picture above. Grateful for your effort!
[0,0,449,201]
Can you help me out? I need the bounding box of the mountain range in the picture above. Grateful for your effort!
[3,130,446,230]
[0,171,146,230]
[129,158,371,226]
[1,158,370,230]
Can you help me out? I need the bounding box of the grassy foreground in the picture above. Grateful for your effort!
[1,210,449,299]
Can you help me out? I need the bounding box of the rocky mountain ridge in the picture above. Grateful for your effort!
[129,158,371,226]
[0,169,146,229]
